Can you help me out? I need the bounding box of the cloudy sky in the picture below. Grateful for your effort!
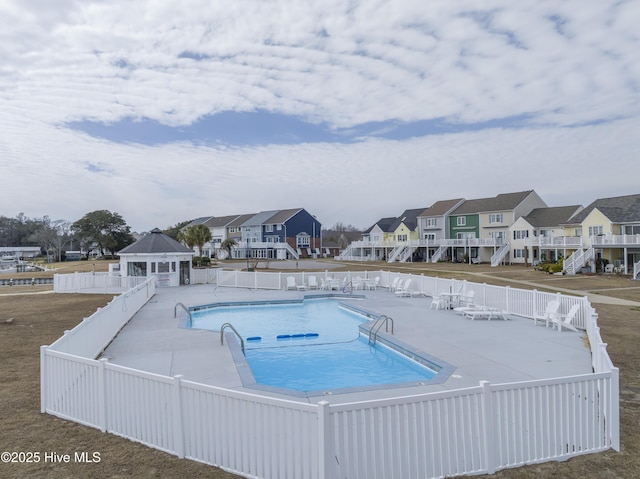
[1,1,638,232]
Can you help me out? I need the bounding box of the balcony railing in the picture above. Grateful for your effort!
[351,238,506,249]
[526,234,640,248]
[591,234,640,246]
[524,237,584,248]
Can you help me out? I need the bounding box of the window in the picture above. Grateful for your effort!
[397,234,407,242]
[513,249,525,258]
[489,213,503,224]
[490,231,506,243]
[277,224,282,231]
[424,233,436,241]
[229,227,236,233]
[297,235,310,247]
[589,226,604,236]
[127,262,147,277]
[158,261,170,273]
[456,217,466,226]
[265,224,273,232]
[513,230,529,240]
[457,232,475,239]
[426,218,436,227]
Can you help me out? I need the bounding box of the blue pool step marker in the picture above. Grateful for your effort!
[277,333,319,340]
[246,336,262,342]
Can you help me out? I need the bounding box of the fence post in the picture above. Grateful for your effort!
[611,367,621,452]
[98,358,108,432]
[172,375,185,458]
[40,345,48,413]
[505,286,510,314]
[317,401,332,479]
[481,380,496,474]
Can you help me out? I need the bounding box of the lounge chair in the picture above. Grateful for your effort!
[388,277,401,292]
[551,303,580,332]
[463,306,508,320]
[533,300,561,327]
[307,276,318,290]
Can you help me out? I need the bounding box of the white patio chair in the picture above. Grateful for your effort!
[285,276,297,290]
[459,290,475,307]
[388,277,400,292]
[430,294,445,310]
[551,303,580,332]
[533,300,561,327]
[308,276,318,290]
[395,279,414,297]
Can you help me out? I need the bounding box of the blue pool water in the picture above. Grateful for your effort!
[189,298,438,393]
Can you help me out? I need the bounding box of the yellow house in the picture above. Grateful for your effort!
[563,194,640,274]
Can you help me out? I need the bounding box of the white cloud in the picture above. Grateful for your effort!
[1,0,639,231]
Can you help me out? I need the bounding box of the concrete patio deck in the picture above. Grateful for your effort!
[101,284,593,404]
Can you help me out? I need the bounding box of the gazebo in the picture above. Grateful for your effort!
[117,228,194,287]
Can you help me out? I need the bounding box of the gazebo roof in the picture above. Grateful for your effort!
[118,228,194,255]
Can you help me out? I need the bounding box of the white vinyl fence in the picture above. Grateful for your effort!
[41,271,619,479]
[54,272,148,293]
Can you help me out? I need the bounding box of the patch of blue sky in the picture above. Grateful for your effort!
[65,110,534,147]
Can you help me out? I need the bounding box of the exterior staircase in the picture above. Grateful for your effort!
[564,247,595,275]
[387,245,406,263]
[431,245,447,263]
[398,245,417,263]
[491,243,510,267]
[336,243,354,260]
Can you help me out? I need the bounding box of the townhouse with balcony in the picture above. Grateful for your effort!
[229,208,321,261]
[448,190,547,265]
[558,194,640,276]
[183,208,321,261]
[341,217,397,261]
[340,209,427,262]
[510,205,584,266]
[417,198,465,262]
[339,191,546,265]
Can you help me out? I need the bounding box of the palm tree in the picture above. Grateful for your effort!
[220,238,237,260]
[189,224,212,258]
[179,224,212,265]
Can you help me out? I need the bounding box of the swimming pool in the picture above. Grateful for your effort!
[188,297,452,396]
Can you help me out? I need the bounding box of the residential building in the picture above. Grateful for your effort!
[185,208,322,261]
[448,190,547,264]
[511,205,583,265]
[560,194,640,274]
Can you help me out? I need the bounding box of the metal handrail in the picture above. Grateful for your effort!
[368,315,394,345]
[174,302,192,326]
[220,322,245,353]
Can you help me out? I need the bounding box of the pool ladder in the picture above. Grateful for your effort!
[220,322,245,353]
[368,314,394,345]
[174,302,192,326]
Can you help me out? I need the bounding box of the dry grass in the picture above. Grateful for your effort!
[1,260,639,478]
